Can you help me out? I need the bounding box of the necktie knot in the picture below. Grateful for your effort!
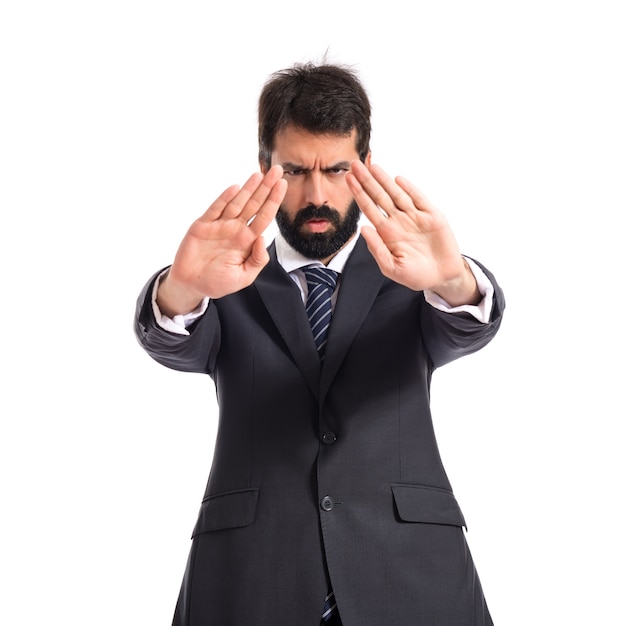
[303,266,338,291]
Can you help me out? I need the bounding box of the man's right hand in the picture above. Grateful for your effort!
[157,165,287,317]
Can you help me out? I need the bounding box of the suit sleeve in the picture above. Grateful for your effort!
[420,259,505,369]
[134,269,221,375]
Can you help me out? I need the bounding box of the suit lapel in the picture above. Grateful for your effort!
[255,238,384,402]
[255,244,322,397]
[320,236,384,400]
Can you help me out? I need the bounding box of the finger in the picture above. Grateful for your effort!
[246,177,288,236]
[348,161,391,216]
[200,184,242,222]
[243,235,271,273]
[199,165,284,223]
[346,167,389,229]
[349,161,409,218]
[366,164,418,215]
[220,171,266,219]
[360,225,395,275]
[239,165,285,224]
[395,176,435,213]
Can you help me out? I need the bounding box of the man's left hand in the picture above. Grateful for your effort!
[346,160,481,307]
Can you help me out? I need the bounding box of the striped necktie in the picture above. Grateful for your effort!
[304,266,340,620]
[303,266,338,359]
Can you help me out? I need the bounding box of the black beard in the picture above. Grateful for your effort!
[276,201,361,259]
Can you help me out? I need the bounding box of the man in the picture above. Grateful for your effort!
[135,62,505,625]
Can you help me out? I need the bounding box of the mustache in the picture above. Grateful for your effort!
[291,204,341,229]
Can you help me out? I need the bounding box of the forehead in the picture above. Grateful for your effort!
[272,125,359,165]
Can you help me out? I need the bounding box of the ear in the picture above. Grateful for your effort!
[364,151,372,168]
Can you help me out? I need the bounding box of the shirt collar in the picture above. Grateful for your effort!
[274,227,361,275]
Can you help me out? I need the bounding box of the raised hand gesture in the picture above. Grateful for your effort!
[346,161,480,306]
[158,165,287,316]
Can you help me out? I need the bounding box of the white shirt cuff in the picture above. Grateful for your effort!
[423,257,494,323]
[151,270,210,336]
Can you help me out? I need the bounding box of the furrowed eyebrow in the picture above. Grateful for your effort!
[323,161,352,171]
[280,161,352,171]
[281,162,307,171]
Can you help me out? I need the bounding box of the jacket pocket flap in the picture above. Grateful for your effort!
[192,488,259,537]
[391,483,466,528]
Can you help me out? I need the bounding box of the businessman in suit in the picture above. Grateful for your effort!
[135,62,505,625]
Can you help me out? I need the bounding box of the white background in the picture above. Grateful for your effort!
[2,1,625,624]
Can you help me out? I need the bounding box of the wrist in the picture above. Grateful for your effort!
[432,258,481,307]
[157,270,205,318]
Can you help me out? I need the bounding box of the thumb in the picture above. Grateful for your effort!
[245,236,270,271]
[361,225,394,275]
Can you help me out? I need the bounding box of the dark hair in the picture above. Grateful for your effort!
[258,62,372,169]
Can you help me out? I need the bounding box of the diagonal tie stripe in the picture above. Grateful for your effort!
[303,266,338,358]
[321,590,337,622]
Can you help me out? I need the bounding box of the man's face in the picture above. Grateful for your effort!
[266,124,370,263]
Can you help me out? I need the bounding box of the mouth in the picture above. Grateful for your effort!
[304,218,332,233]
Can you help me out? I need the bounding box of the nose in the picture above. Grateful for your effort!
[304,171,328,206]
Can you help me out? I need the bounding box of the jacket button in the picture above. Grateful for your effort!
[321,432,337,444]
[320,496,334,511]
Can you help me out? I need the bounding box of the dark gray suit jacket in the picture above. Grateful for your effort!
[135,236,505,625]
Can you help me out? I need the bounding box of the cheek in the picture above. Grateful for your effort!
[333,187,356,209]
[328,176,354,198]
[281,183,304,210]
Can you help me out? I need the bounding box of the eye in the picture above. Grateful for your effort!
[326,167,349,176]
[284,169,306,177]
